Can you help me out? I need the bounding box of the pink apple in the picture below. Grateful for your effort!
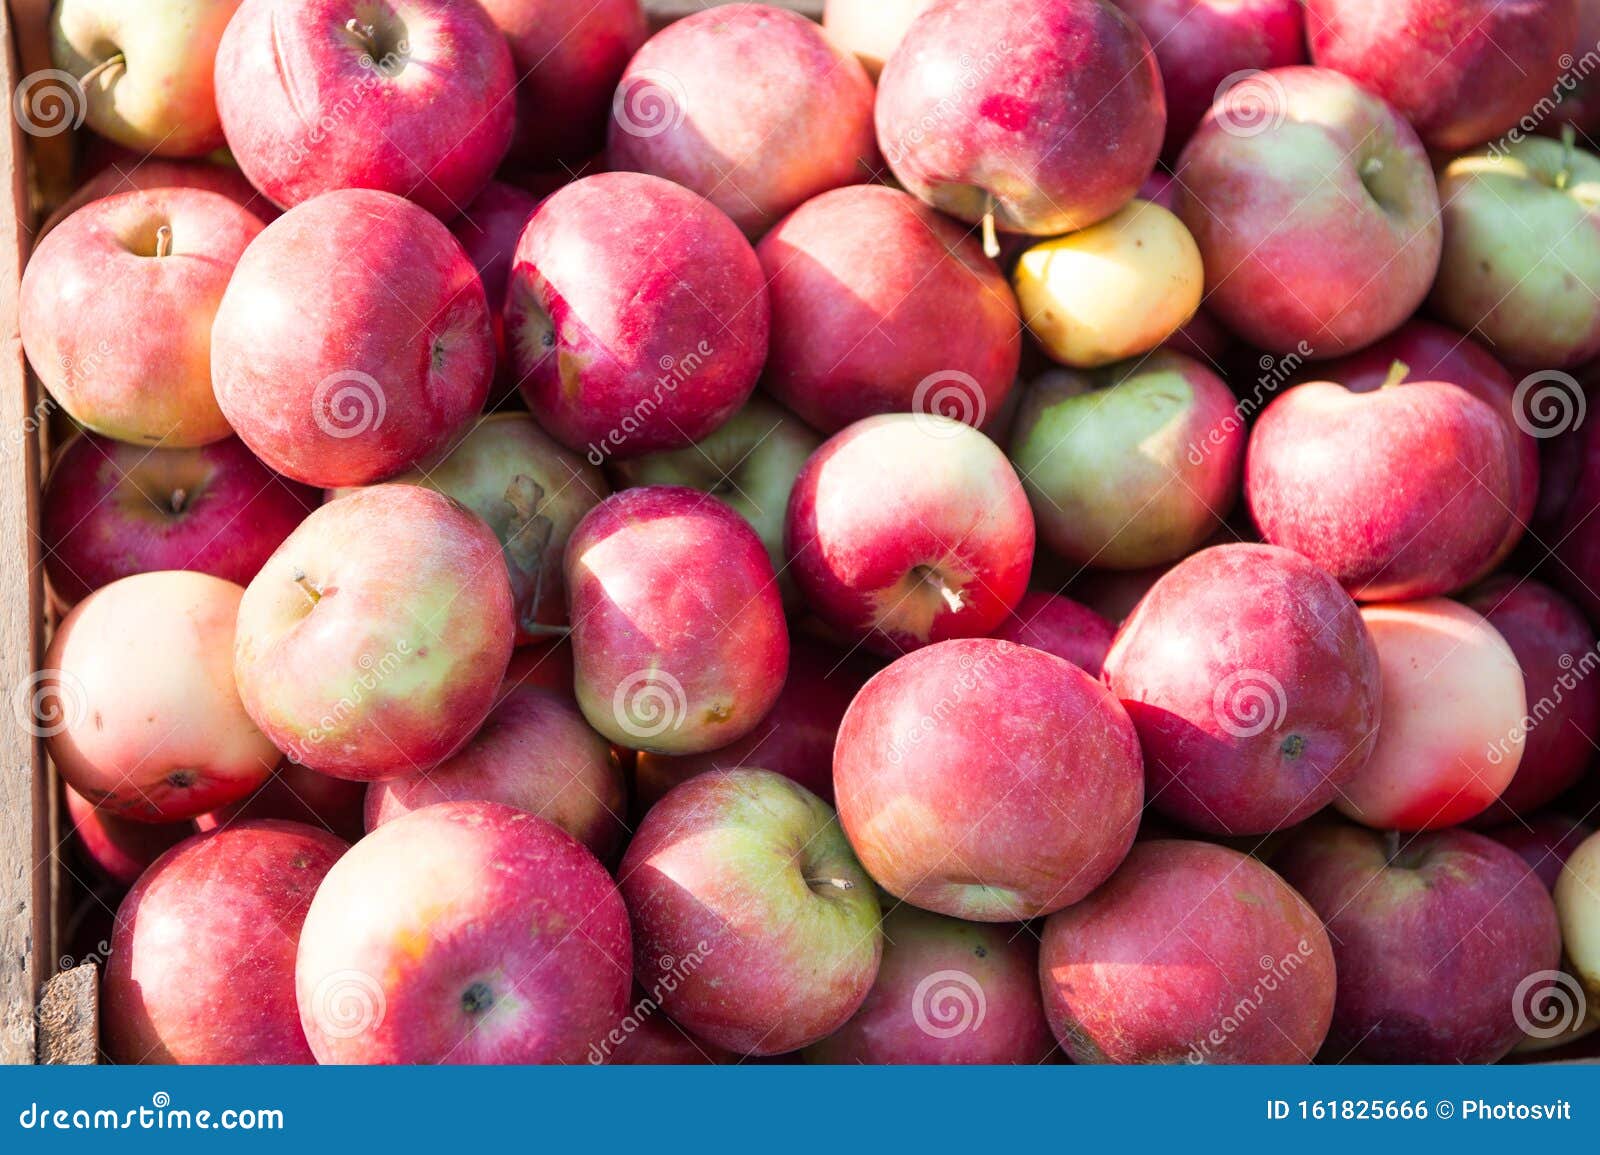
[1485,813,1595,893]
[757,184,1021,435]
[297,802,630,1063]
[990,591,1116,678]
[41,433,316,609]
[1040,839,1337,1063]
[876,0,1163,240]
[607,5,877,237]
[39,158,277,239]
[212,189,493,488]
[42,571,279,821]
[195,762,367,845]
[365,685,627,863]
[1175,66,1440,356]
[836,638,1143,921]
[103,820,347,1064]
[449,181,540,404]
[619,768,882,1055]
[566,486,788,755]
[215,0,514,215]
[1337,599,1526,831]
[234,485,515,782]
[21,187,262,446]
[505,173,769,460]
[821,0,935,77]
[1277,825,1563,1063]
[64,785,191,889]
[786,414,1034,656]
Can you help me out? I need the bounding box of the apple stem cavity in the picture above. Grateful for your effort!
[1380,360,1411,390]
[168,487,188,515]
[77,52,126,91]
[1383,829,1403,866]
[344,17,381,58]
[981,193,1000,260]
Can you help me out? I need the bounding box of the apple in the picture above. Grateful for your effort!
[103,820,347,1064]
[1337,599,1526,831]
[1278,825,1563,1064]
[1432,137,1600,369]
[42,571,278,821]
[1136,171,1234,363]
[212,189,493,488]
[877,0,1163,242]
[787,414,1034,656]
[1246,369,1516,601]
[40,158,277,239]
[634,635,876,810]
[1113,0,1307,160]
[1104,544,1382,836]
[479,0,647,170]
[195,762,367,845]
[448,181,540,404]
[50,0,239,156]
[64,785,191,889]
[756,185,1020,435]
[21,188,262,447]
[1486,814,1595,893]
[1545,402,1600,621]
[607,5,876,237]
[41,433,316,609]
[215,0,514,216]
[234,484,515,782]
[1557,830,1600,1004]
[990,591,1116,677]
[603,1005,734,1065]
[297,801,630,1063]
[566,486,788,755]
[365,685,627,863]
[836,638,1143,921]
[505,173,769,461]
[1010,353,1243,571]
[1039,839,1336,1063]
[1536,0,1600,138]
[822,0,935,77]
[1306,0,1575,152]
[619,768,882,1055]
[1175,66,1441,356]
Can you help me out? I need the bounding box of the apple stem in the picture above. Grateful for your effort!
[920,569,966,614]
[290,567,322,606]
[168,487,187,514]
[981,194,1000,260]
[806,876,855,892]
[1359,155,1384,180]
[1558,123,1577,191]
[1383,829,1402,866]
[154,225,173,259]
[77,53,126,90]
[1380,360,1410,390]
[344,17,380,57]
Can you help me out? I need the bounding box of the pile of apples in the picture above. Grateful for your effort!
[26,0,1600,1066]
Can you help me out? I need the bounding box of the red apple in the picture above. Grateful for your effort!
[619,768,882,1055]
[1485,814,1595,893]
[1104,544,1382,835]
[234,485,515,782]
[215,0,514,216]
[836,638,1143,921]
[64,785,191,889]
[566,486,788,755]
[195,762,367,846]
[786,414,1034,656]
[756,185,1020,435]
[448,181,540,403]
[1175,66,1441,356]
[1277,825,1563,1063]
[821,0,935,77]
[1536,0,1600,138]
[607,5,877,237]
[296,801,630,1063]
[212,189,493,488]
[506,173,769,460]
[602,1005,734,1065]
[39,158,277,239]
[990,591,1116,678]
[1039,839,1337,1063]
[103,820,347,1064]
[41,433,316,609]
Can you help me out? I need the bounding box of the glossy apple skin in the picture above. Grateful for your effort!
[506,173,769,460]
[635,636,875,810]
[1040,840,1336,1064]
[235,485,515,782]
[1104,544,1381,836]
[44,571,279,821]
[1306,0,1574,153]
[804,905,1052,1064]
[42,433,316,609]
[195,762,367,845]
[1009,352,1243,570]
[213,189,492,488]
[757,185,1020,435]
[40,158,278,239]
[1337,600,1526,831]
[365,685,627,863]
[877,0,1163,237]
[1464,578,1600,821]
[480,0,647,170]
[1246,379,1515,601]
[990,591,1116,678]
[1309,320,1538,579]
[449,181,540,404]
[1113,0,1307,161]
[64,785,191,889]
[566,486,788,755]
[607,6,877,237]
[1175,66,1441,356]
[837,639,1143,921]
[215,0,514,216]
[1278,825,1562,1064]
[103,820,347,1064]
[619,769,882,1056]
[787,414,1034,656]
[822,0,935,77]
[297,802,630,1063]
[21,188,261,447]
[1485,814,1595,893]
